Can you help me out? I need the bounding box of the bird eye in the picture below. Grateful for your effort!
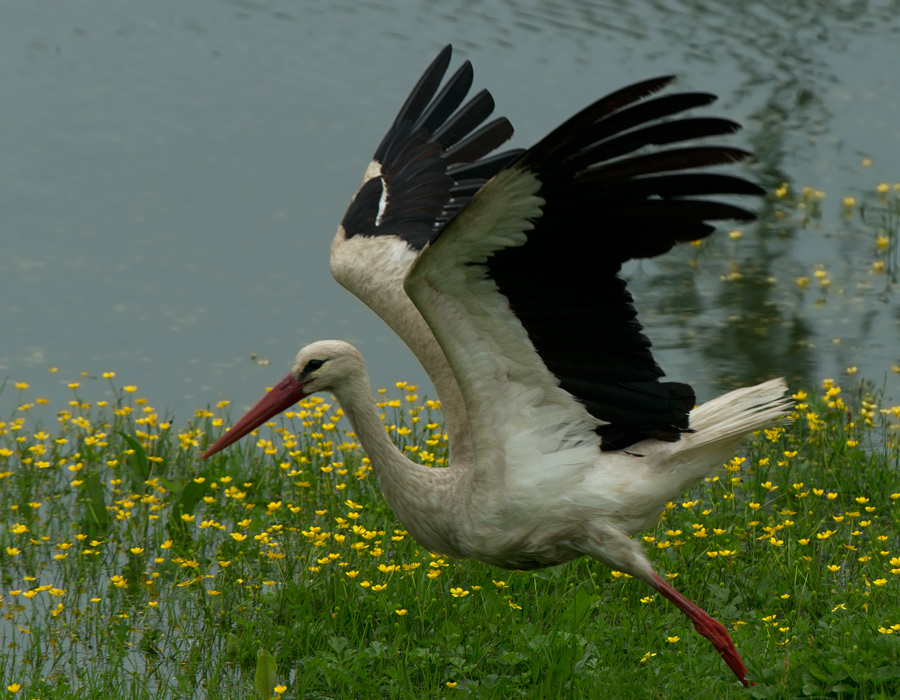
[303,359,325,373]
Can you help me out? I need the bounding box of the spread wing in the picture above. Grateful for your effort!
[403,76,764,496]
[337,45,525,253]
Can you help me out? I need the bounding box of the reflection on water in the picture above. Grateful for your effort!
[0,0,897,414]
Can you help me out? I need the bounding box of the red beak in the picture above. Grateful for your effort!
[201,372,309,459]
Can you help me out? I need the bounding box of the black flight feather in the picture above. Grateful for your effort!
[342,45,521,251]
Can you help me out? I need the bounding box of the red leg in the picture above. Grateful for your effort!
[649,573,751,687]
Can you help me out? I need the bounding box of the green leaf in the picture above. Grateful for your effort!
[78,470,111,538]
[871,665,900,680]
[255,648,277,700]
[571,589,594,629]
[116,431,150,488]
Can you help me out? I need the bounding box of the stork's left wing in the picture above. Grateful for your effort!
[404,77,764,463]
[330,46,527,461]
[338,45,524,253]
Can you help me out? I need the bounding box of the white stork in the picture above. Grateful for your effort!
[203,46,791,686]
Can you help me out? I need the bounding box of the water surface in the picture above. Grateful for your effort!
[2,0,899,413]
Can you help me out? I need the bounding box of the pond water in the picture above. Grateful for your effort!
[1,0,899,415]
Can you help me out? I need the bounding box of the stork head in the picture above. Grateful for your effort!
[201,339,362,459]
[288,340,364,394]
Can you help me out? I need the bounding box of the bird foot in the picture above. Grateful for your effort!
[650,573,752,687]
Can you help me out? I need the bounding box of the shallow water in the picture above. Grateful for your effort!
[1,0,898,413]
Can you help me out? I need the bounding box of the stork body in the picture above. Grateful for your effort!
[204,47,792,686]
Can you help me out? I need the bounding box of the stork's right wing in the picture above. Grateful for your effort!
[404,77,764,502]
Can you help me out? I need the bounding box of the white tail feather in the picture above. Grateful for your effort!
[638,378,793,500]
[687,377,793,441]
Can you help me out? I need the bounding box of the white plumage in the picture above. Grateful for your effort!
[204,46,791,686]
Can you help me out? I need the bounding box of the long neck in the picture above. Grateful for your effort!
[330,233,473,464]
[331,366,467,557]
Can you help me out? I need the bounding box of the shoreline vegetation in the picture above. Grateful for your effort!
[1,371,900,699]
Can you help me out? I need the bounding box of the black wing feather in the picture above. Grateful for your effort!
[374,46,452,160]
[416,61,475,136]
[342,46,522,251]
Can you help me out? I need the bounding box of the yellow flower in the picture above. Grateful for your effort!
[395,609,408,616]
[666,636,680,643]
[450,587,469,598]
[7,683,21,693]
[230,533,247,542]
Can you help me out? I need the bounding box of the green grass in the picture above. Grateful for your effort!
[2,373,900,700]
